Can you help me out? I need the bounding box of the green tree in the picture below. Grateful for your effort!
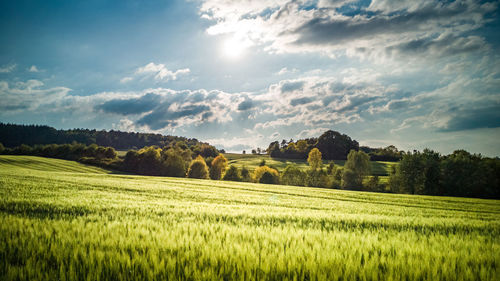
[0,142,5,154]
[163,149,186,177]
[365,175,381,192]
[187,155,209,179]
[210,155,228,180]
[240,166,251,182]
[104,147,117,159]
[222,165,242,181]
[281,165,305,186]
[296,140,308,153]
[307,148,322,171]
[341,150,371,189]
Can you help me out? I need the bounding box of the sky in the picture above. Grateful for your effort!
[1,0,499,156]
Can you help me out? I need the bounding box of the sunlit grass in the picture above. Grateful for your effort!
[1,155,499,280]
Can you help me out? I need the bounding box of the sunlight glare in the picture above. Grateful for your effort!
[223,38,246,59]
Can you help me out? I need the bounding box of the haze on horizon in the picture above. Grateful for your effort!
[1,0,499,156]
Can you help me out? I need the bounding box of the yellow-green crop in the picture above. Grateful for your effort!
[1,155,499,280]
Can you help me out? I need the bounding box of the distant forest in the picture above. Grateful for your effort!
[0,123,218,152]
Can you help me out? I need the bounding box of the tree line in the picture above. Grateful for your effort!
[389,149,499,199]
[1,141,498,199]
[0,123,219,152]
[267,130,403,161]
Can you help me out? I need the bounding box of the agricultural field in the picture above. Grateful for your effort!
[1,155,499,280]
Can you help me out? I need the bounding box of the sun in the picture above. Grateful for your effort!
[222,37,247,59]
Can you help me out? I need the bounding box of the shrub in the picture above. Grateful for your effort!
[187,155,209,179]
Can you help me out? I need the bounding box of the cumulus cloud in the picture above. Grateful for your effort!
[0,80,70,112]
[95,88,237,130]
[135,62,190,81]
[199,0,496,60]
[439,105,500,132]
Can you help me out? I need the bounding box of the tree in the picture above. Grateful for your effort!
[138,146,163,176]
[341,150,370,189]
[253,166,279,184]
[307,148,322,171]
[163,149,186,177]
[187,155,209,179]
[199,144,218,158]
[222,165,242,181]
[267,141,281,157]
[316,130,359,160]
[0,142,4,154]
[296,140,308,153]
[242,150,246,154]
[281,165,305,186]
[104,147,117,159]
[260,171,277,184]
[365,175,382,192]
[241,166,251,182]
[210,154,228,180]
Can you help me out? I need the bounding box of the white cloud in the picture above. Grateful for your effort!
[0,64,16,73]
[120,77,133,83]
[135,62,190,81]
[28,65,39,72]
[0,80,71,112]
[199,0,496,60]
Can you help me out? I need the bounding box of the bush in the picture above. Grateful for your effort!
[253,166,279,184]
[187,155,209,179]
[222,165,241,181]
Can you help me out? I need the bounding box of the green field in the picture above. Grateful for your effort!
[1,155,499,280]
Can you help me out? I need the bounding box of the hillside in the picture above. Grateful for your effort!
[1,156,499,280]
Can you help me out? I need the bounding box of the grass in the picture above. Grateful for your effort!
[1,155,499,280]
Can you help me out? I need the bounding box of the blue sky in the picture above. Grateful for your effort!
[1,0,499,156]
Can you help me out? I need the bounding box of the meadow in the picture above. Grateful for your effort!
[1,155,499,280]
